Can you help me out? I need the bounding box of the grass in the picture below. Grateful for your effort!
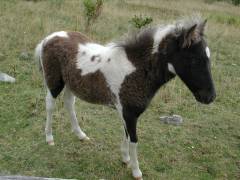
[0,0,240,179]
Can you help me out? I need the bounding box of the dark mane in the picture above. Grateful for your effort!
[116,15,206,64]
[118,26,156,49]
[116,27,157,65]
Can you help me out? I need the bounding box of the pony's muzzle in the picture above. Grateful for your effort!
[194,89,216,104]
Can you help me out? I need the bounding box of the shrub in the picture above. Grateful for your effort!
[232,0,240,5]
[83,0,103,32]
[205,0,240,5]
[129,15,153,29]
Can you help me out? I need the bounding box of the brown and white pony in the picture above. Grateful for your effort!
[35,17,216,179]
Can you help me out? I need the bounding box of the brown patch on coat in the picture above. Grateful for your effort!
[119,28,155,111]
[119,27,175,114]
[42,31,115,104]
[158,33,175,55]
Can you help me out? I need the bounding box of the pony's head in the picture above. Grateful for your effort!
[162,17,216,104]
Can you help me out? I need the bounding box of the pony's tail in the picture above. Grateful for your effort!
[35,40,44,72]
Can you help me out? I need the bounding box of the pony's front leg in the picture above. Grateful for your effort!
[123,109,142,180]
[64,87,89,141]
[120,127,130,164]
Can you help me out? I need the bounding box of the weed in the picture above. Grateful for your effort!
[129,15,153,29]
[83,0,103,32]
[205,0,240,5]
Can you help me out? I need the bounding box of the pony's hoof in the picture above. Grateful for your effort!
[132,169,143,180]
[80,136,90,141]
[47,140,55,146]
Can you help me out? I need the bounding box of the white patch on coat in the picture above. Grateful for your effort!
[167,63,176,74]
[76,43,108,75]
[101,45,136,96]
[152,25,175,54]
[76,43,136,97]
[76,43,136,129]
[44,31,69,44]
[206,46,210,58]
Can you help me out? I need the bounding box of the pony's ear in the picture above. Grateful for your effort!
[182,24,200,48]
[199,19,207,35]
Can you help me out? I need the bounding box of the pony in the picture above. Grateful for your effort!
[35,16,216,179]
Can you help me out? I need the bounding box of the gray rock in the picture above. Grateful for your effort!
[19,52,31,61]
[0,176,76,180]
[0,72,15,83]
[160,114,183,125]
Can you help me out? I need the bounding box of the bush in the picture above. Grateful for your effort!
[232,0,240,5]
[205,0,240,5]
[83,0,103,32]
[129,15,153,29]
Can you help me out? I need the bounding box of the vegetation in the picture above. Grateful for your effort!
[83,0,103,31]
[232,0,240,5]
[0,0,240,179]
[129,15,153,29]
[206,0,240,5]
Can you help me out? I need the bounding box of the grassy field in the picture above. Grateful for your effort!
[0,0,240,179]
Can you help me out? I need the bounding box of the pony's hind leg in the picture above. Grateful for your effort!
[63,87,89,140]
[45,89,56,145]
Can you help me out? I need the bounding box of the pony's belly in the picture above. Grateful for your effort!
[67,70,115,105]
[71,85,114,105]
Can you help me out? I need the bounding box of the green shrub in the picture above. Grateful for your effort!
[205,0,240,5]
[129,15,153,29]
[83,0,103,32]
[232,0,240,5]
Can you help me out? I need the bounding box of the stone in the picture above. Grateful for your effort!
[160,114,183,125]
[0,72,15,83]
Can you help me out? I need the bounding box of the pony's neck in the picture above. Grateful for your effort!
[121,29,175,98]
[146,52,176,98]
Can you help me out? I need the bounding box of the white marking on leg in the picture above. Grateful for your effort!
[168,63,176,74]
[152,25,174,54]
[64,87,89,140]
[129,142,142,178]
[120,128,130,164]
[115,99,130,164]
[206,46,210,58]
[45,89,55,145]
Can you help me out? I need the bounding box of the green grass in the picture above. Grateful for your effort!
[0,0,240,179]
